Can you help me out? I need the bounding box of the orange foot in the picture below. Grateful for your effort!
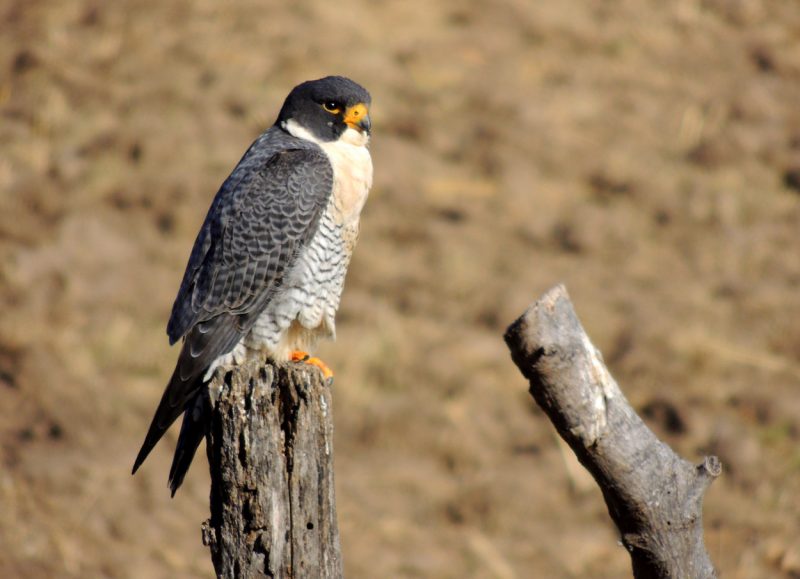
[290,351,334,382]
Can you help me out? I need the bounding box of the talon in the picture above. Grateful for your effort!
[289,351,334,381]
[305,356,334,381]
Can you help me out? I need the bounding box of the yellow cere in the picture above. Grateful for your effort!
[344,103,368,128]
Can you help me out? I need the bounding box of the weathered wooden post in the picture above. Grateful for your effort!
[200,360,342,578]
[505,285,721,578]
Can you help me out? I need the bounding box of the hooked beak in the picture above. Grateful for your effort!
[344,103,371,134]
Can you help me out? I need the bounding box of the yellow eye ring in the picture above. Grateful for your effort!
[322,101,341,114]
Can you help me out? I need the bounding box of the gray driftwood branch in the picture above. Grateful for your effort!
[200,361,342,579]
[504,285,721,578]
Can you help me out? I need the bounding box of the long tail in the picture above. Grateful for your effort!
[167,392,208,496]
[131,364,205,477]
[132,314,243,491]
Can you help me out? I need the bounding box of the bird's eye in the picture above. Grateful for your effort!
[322,101,341,114]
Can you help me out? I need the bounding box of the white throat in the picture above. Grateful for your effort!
[282,118,370,147]
[281,119,372,227]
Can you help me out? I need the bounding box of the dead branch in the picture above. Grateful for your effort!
[504,285,721,578]
[201,361,342,579]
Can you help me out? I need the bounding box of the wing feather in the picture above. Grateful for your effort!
[167,144,333,342]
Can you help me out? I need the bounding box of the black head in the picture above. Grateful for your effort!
[277,76,371,142]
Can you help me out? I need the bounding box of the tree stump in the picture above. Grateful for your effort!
[200,360,342,579]
[504,285,721,578]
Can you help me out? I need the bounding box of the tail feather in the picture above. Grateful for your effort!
[133,312,244,491]
[168,393,208,496]
[132,367,203,476]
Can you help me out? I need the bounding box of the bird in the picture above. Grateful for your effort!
[132,76,373,495]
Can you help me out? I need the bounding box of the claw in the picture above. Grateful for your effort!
[290,351,334,383]
[306,357,334,381]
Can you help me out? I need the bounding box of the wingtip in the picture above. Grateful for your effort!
[131,449,147,476]
[168,470,185,497]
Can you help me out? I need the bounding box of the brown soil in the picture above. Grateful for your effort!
[2,0,800,577]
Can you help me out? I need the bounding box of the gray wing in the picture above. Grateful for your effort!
[168,146,334,343]
[133,145,334,477]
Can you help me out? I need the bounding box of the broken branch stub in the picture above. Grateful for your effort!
[504,284,720,579]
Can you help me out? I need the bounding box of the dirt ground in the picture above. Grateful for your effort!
[2,0,800,577]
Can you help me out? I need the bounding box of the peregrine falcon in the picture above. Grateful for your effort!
[132,76,372,495]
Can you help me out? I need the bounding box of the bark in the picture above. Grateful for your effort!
[201,361,342,579]
[504,285,721,579]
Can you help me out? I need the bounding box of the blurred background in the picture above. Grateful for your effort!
[2,0,800,577]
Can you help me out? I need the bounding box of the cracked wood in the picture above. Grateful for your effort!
[201,361,342,579]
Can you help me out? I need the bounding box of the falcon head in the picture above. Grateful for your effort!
[277,76,372,144]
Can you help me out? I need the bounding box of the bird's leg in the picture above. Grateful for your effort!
[290,351,334,381]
